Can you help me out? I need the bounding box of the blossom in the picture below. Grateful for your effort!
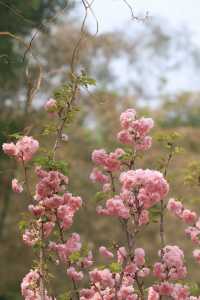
[90,168,109,184]
[23,229,39,246]
[21,269,53,300]
[154,245,187,281]
[120,169,169,209]
[134,248,145,266]
[182,209,197,224]
[99,246,114,259]
[91,148,124,172]
[167,198,183,217]
[44,98,57,115]
[120,108,136,129]
[2,142,18,156]
[2,136,39,162]
[147,287,159,300]
[89,268,115,288]
[12,178,23,193]
[117,109,154,151]
[67,267,83,281]
[16,136,39,161]
[97,196,129,219]
[50,233,82,262]
[193,249,200,263]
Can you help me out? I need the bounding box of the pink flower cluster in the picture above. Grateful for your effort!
[120,169,169,209]
[167,198,200,265]
[153,245,187,281]
[149,283,190,300]
[21,269,53,300]
[2,136,39,162]
[80,246,150,300]
[92,148,125,173]
[50,232,93,283]
[117,108,154,151]
[23,167,82,246]
[94,169,168,222]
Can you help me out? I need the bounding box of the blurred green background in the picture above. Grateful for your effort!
[1,1,200,298]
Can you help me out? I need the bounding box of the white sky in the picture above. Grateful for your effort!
[74,0,200,100]
[86,0,200,42]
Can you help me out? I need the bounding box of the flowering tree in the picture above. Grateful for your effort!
[3,91,200,300]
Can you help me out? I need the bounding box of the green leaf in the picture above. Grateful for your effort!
[108,262,122,273]
[33,156,69,175]
[94,191,107,203]
[18,220,28,232]
[69,251,81,263]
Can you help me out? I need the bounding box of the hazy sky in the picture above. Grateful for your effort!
[74,0,200,99]
[86,0,200,42]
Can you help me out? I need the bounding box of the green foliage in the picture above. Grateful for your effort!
[149,203,161,223]
[94,191,109,203]
[108,262,122,273]
[184,161,200,187]
[18,220,28,233]
[68,251,81,264]
[77,73,96,87]
[69,243,90,264]
[58,292,71,300]
[33,156,69,175]
[186,282,200,296]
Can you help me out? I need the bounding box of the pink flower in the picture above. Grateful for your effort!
[44,98,57,115]
[16,136,39,161]
[67,267,83,281]
[82,251,93,268]
[153,262,166,280]
[92,149,107,165]
[120,108,136,129]
[91,148,124,172]
[167,198,183,217]
[23,229,38,246]
[193,249,200,263]
[12,178,23,193]
[117,247,127,263]
[147,287,159,300]
[117,109,154,151]
[2,142,18,156]
[90,168,109,184]
[89,268,115,288]
[172,284,189,300]
[28,204,45,217]
[134,248,145,266]
[120,169,169,209]
[99,246,114,259]
[97,196,129,219]
[182,209,197,224]
[52,233,82,262]
[157,282,173,296]
[117,285,136,300]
